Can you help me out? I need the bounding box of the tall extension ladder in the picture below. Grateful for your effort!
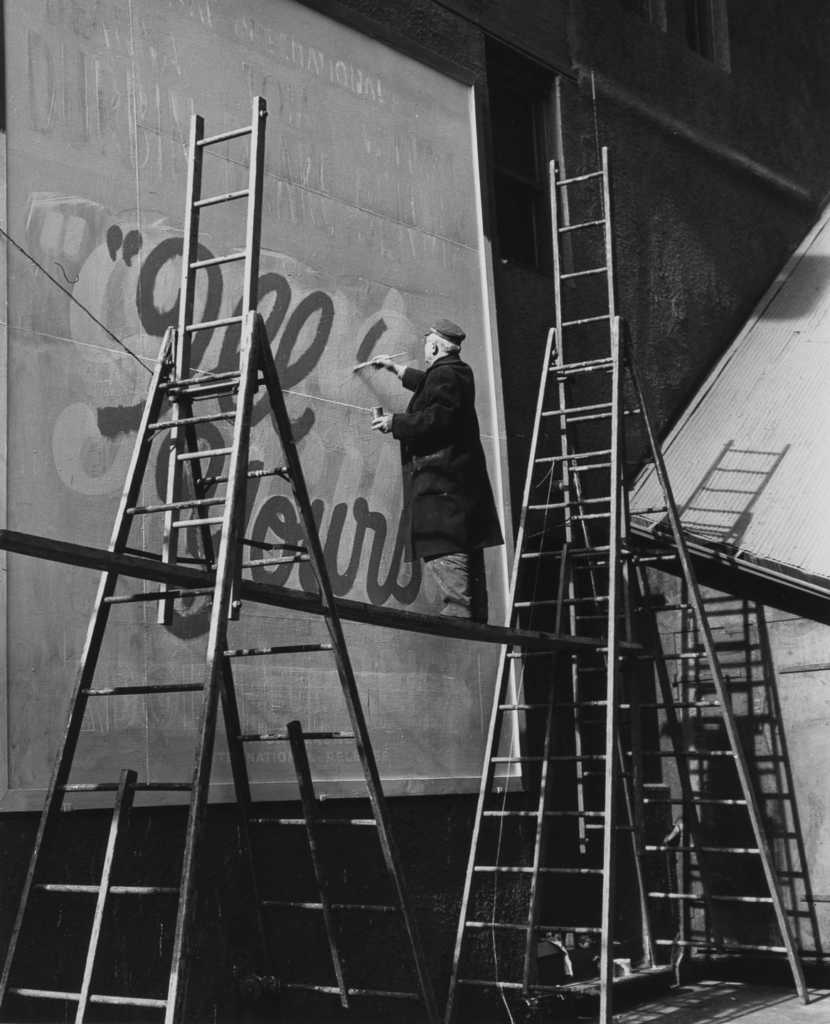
[444,148,807,1024]
[0,97,439,1024]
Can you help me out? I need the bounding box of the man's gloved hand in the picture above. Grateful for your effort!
[371,354,405,377]
[371,413,394,434]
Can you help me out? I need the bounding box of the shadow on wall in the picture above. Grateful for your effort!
[667,440,789,551]
[755,252,830,322]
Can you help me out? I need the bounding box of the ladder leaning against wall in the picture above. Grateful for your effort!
[444,147,808,1024]
[0,97,440,1024]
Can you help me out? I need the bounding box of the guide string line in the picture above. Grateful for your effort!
[0,224,152,374]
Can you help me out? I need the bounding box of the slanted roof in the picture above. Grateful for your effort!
[630,204,830,617]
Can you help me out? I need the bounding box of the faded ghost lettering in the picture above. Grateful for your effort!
[40,208,421,636]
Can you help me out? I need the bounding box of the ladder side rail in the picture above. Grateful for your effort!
[621,322,808,1004]
[286,721,350,1008]
[600,147,617,324]
[254,317,440,1024]
[216,656,272,976]
[74,770,138,1023]
[444,660,523,1024]
[445,324,559,1022]
[160,110,205,621]
[228,96,267,621]
[608,146,656,969]
[166,314,261,1024]
[755,604,823,958]
[176,111,204,379]
[633,567,718,952]
[520,555,571,991]
[551,161,590,848]
[597,316,624,1024]
[241,97,267,317]
[615,688,656,969]
[0,334,174,1007]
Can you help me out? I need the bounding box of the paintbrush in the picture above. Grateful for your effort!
[352,352,405,372]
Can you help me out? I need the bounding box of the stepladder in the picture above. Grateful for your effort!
[0,97,439,1024]
[444,147,809,1024]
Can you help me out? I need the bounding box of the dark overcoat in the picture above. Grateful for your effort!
[390,353,504,561]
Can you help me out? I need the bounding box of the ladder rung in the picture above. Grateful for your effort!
[83,684,205,696]
[93,994,168,1008]
[559,218,605,234]
[225,643,333,657]
[62,782,191,792]
[104,588,214,604]
[190,251,246,270]
[552,356,613,374]
[644,796,747,807]
[281,983,418,1000]
[533,457,611,473]
[560,265,607,281]
[241,730,354,742]
[638,749,735,759]
[36,884,179,895]
[238,554,309,569]
[530,495,610,511]
[482,809,604,819]
[177,446,233,461]
[127,496,224,515]
[647,892,773,904]
[547,449,612,463]
[202,466,290,488]
[9,989,167,1009]
[169,370,241,387]
[171,518,224,529]
[197,124,252,146]
[491,755,605,764]
[148,411,233,431]
[193,188,249,208]
[184,314,244,334]
[558,170,604,186]
[265,900,396,913]
[644,701,721,710]
[497,703,549,710]
[465,920,528,931]
[560,315,611,329]
[644,845,759,855]
[654,939,787,954]
[543,401,612,417]
[258,817,376,827]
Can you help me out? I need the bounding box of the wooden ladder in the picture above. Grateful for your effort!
[443,148,807,1024]
[0,97,439,1024]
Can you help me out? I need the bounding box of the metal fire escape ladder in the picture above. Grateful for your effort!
[444,147,807,1024]
[0,98,439,1024]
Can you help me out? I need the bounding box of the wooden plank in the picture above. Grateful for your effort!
[0,528,631,655]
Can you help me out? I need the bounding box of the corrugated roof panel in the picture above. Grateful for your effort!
[630,207,830,590]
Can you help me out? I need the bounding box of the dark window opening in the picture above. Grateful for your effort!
[685,0,715,59]
[619,0,730,69]
[486,40,554,273]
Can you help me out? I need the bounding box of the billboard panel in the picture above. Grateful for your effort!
[1,0,511,807]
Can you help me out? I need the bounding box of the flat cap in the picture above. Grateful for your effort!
[431,318,466,344]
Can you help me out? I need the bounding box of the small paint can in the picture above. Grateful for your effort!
[372,406,384,419]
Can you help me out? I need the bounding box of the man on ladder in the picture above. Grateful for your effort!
[370,318,504,623]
